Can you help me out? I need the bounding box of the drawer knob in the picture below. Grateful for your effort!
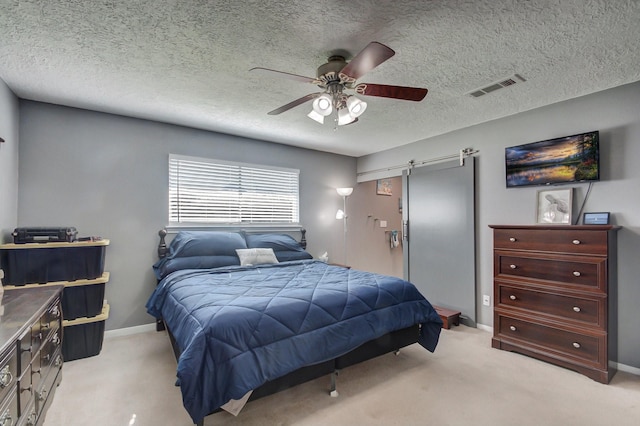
[509,295,517,300]
[509,325,517,331]
[572,342,581,349]
[509,264,517,269]
[509,237,517,242]
[573,306,581,313]
[572,271,581,277]
[572,239,581,245]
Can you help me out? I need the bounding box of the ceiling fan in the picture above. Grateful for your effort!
[250,42,428,126]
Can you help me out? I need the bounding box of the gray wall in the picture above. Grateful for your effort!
[358,81,640,369]
[17,101,356,330]
[0,79,19,242]
[347,178,404,277]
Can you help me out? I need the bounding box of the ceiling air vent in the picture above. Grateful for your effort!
[468,74,526,98]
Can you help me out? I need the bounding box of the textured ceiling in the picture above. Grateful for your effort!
[1,0,639,157]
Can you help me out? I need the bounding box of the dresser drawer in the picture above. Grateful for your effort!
[35,348,62,420]
[496,314,604,365]
[40,332,62,374]
[0,347,18,404]
[496,284,604,327]
[0,387,18,426]
[40,302,61,339]
[495,252,606,292]
[494,228,608,255]
[18,364,33,419]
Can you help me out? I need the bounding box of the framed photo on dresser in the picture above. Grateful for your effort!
[536,188,572,224]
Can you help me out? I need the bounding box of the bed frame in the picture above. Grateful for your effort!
[155,229,419,425]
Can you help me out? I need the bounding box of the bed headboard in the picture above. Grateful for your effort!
[157,228,307,259]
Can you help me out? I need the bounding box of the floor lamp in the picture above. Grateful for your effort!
[336,187,353,265]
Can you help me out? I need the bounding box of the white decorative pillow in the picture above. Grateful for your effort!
[235,248,279,266]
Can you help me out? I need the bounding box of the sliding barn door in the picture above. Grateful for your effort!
[403,158,476,326]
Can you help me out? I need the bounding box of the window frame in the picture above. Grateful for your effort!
[167,154,301,231]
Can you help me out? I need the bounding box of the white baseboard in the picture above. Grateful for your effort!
[104,323,157,339]
[476,323,493,333]
[613,362,640,376]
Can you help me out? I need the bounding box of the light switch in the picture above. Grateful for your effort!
[379,220,387,228]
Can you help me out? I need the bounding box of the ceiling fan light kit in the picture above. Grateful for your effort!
[312,94,333,116]
[338,107,355,126]
[250,42,428,127]
[307,109,326,124]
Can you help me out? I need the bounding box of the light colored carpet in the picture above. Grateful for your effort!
[45,325,640,425]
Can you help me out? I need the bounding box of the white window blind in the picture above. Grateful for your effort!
[169,154,300,225]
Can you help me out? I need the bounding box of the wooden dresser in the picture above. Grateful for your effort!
[489,225,618,383]
[0,286,63,425]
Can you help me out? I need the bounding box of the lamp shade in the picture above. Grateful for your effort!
[307,109,325,124]
[312,94,333,116]
[336,187,353,196]
[335,209,345,220]
[346,96,367,118]
[337,107,356,126]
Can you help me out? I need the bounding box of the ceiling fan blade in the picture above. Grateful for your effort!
[339,42,395,81]
[267,93,322,115]
[250,67,316,84]
[355,83,428,101]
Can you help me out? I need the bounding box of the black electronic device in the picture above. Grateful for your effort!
[12,227,78,244]
[583,212,610,225]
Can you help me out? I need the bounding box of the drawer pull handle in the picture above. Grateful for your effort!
[26,411,36,426]
[509,237,517,242]
[572,342,581,349]
[0,366,13,388]
[509,295,517,300]
[0,408,12,426]
[573,306,581,313]
[573,271,581,277]
[509,264,517,269]
[572,239,581,245]
[509,325,517,331]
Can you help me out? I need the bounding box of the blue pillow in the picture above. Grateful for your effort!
[153,255,240,280]
[244,233,305,252]
[274,251,313,262]
[153,231,248,279]
[244,233,312,263]
[166,231,247,257]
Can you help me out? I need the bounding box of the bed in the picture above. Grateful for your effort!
[146,230,442,425]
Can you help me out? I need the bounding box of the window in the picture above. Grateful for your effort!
[169,154,300,226]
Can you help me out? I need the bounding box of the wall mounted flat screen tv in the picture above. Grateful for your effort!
[505,130,600,188]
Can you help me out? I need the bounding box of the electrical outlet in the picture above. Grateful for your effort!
[379,220,387,228]
[483,294,491,306]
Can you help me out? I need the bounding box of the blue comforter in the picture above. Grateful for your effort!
[146,260,442,422]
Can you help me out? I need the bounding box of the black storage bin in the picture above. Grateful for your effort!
[0,241,108,286]
[62,282,106,320]
[62,303,109,361]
